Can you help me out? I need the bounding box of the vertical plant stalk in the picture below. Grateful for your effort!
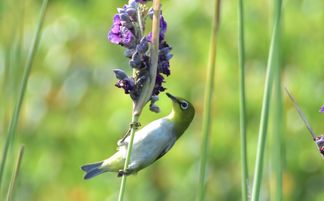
[117,1,160,201]
[198,0,221,201]
[251,1,282,201]
[272,0,283,200]
[237,0,249,200]
[272,57,283,201]
[134,1,160,115]
[0,0,48,192]
[1,0,25,138]
[5,145,25,201]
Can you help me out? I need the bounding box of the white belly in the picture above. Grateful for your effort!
[121,118,176,168]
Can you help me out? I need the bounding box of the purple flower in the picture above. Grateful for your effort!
[147,16,168,41]
[320,105,324,113]
[157,41,172,76]
[135,0,151,4]
[108,14,136,48]
[115,77,135,94]
[160,16,167,36]
[152,74,166,95]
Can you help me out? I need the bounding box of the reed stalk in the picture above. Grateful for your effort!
[0,0,48,193]
[251,0,282,201]
[237,0,248,200]
[5,145,25,201]
[198,0,221,201]
[271,0,283,200]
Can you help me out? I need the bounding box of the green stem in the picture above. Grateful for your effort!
[251,1,282,201]
[272,61,283,201]
[198,0,220,201]
[117,114,140,201]
[272,0,283,200]
[134,1,160,115]
[238,0,249,200]
[0,0,48,193]
[5,145,25,201]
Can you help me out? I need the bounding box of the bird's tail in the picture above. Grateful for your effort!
[81,162,104,180]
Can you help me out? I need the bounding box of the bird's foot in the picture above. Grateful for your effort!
[117,169,131,177]
[117,134,128,146]
[130,121,141,129]
[117,122,141,146]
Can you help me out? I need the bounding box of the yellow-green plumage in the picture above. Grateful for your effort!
[81,93,195,179]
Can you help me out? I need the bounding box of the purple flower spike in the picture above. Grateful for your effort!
[108,1,172,109]
[320,105,324,113]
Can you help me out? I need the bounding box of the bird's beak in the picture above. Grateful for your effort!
[166,92,181,104]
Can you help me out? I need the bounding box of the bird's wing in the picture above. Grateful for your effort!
[154,140,176,161]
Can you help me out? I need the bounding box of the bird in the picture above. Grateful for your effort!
[81,92,195,179]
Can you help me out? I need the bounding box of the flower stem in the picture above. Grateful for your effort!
[237,0,249,200]
[0,0,48,193]
[251,1,282,201]
[117,114,139,201]
[198,0,221,201]
[5,145,25,201]
[134,0,160,115]
[117,1,160,201]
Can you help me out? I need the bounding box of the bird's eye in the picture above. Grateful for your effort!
[180,101,189,110]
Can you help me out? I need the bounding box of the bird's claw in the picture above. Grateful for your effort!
[130,121,141,129]
[117,169,131,177]
[117,122,141,146]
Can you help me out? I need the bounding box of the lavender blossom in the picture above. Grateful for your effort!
[135,0,151,4]
[108,1,172,112]
[320,105,324,113]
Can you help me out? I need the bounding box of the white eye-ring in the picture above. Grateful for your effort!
[180,101,189,110]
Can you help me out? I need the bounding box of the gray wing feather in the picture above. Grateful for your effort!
[155,141,176,161]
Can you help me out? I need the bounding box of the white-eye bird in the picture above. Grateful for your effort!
[81,93,195,179]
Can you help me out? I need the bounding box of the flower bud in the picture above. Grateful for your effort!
[120,13,131,23]
[136,37,149,53]
[124,49,135,58]
[113,69,128,80]
[126,8,137,20]
[149,104,160,113]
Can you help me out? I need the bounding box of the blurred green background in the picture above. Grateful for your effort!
[0,0,324,200]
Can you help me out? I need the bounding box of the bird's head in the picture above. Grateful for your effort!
[166,93,195,137]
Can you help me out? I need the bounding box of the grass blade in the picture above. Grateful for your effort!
[0,0,48,192]
[272,0,283,200]
[251,1,282,201]
[198,0,221,201]
[237,0,249,200]
[272,59,283,201]
[5,145,25,201]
